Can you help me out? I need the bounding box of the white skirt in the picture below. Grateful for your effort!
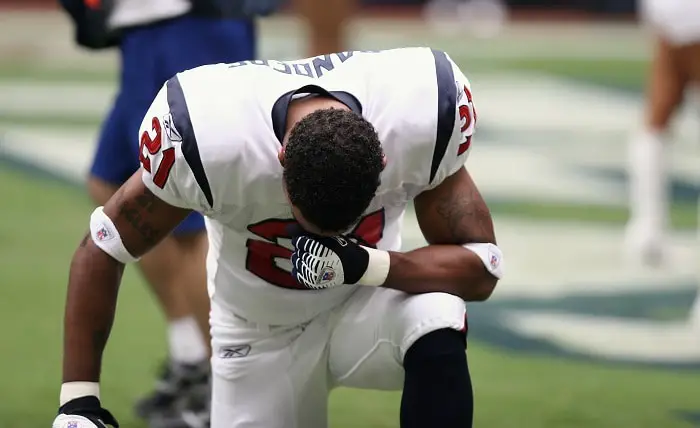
[641,0,700,46]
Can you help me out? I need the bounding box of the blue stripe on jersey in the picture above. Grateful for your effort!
[429,49,457,185]
[166,76,214,208]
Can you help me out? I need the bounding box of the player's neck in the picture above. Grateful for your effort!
[284,96,350,138]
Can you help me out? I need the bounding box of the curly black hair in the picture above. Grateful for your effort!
[283,107,384,232]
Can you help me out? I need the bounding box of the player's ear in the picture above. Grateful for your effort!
[278,147,286,167]
[381,153,387,170]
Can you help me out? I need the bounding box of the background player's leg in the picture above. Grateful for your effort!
[292,0,356,55]
[625,35,686,265]
[328,287,471,427]
[170,231,211,343]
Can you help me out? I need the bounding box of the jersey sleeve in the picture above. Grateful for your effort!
[138,75,218,214]
[425,51,477,190]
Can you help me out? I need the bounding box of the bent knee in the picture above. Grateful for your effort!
[397,292,466,359]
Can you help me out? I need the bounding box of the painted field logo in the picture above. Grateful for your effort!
[467,283,700,369]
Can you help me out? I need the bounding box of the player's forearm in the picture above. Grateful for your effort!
[383,245,498,301]
[62,235,124,383]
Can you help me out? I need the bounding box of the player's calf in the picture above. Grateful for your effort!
[400,328,473,428]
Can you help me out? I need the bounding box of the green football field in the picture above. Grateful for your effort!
[2,165,699,428]
[1,14,699,428]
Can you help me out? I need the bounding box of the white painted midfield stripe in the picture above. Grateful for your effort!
[0,128,95,183]
[1,74,698,206]
[400,212,698,297]
[0,83,114,117]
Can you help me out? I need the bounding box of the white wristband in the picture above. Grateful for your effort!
[90,206,140,264]
[357,246,390,286]
[60,382,100,406]
[462,243,504,280]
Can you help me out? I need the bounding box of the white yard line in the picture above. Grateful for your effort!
[1,73,697,206]
[401,212,698,296]
[0,128,97,183]
[505,311,700,363]
[0,82,115,117]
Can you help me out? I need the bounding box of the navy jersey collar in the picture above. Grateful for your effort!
[270,84,363,144]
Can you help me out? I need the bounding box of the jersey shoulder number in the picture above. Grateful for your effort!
[457,82,476,157]
[428,50,477,189]
[139,114,177,189]
[139,76,215,213]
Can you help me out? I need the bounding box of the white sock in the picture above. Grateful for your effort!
[627,129,669,232]
[168,316,208,364]
[690,293,700,330]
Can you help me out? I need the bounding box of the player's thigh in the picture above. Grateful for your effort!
[328,287,466,390]
[210,300,332,428]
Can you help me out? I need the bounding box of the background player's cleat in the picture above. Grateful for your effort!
[134,360,210,421]
[147,391,211,428]
[147,371,211,428]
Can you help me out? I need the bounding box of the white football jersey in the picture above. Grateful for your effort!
[109,0,190,29]
[138,47,477,325]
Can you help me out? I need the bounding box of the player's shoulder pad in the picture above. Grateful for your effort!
[165,74,214,208]
[427,49,476,189]
[139,73,219,213]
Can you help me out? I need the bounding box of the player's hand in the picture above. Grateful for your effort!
[290,232,371,289]
[53,396,119,428]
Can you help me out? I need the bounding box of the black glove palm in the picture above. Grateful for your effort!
[58,396,119,428]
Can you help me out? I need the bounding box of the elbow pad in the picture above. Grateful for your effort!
[462,243,504,280]
[89,206,140,264]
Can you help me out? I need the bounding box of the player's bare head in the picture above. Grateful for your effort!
[282,107,384,234]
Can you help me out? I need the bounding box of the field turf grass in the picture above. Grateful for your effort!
[2,162,699,428]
